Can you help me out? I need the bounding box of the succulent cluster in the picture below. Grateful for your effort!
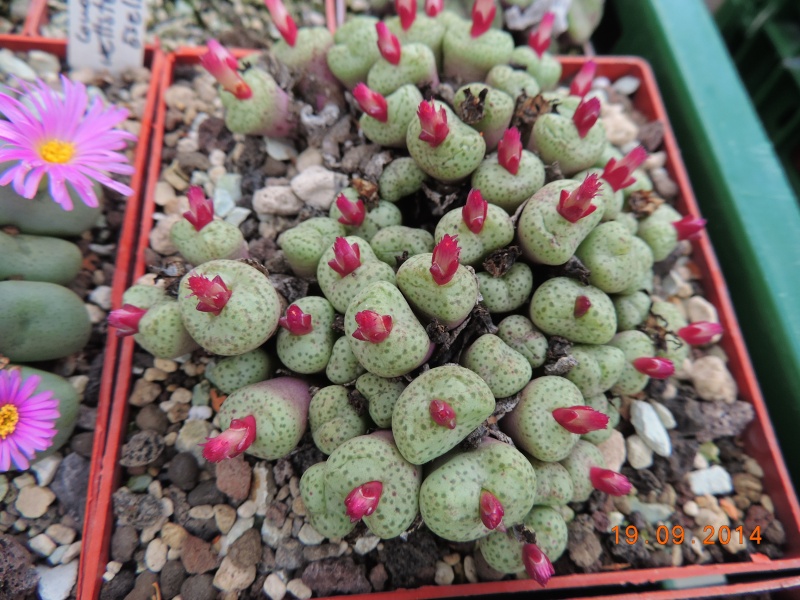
[113,0,724,586]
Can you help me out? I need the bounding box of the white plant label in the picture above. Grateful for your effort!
[67,0,147,73]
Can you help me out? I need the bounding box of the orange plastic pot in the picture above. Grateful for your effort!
[80,48,800,599]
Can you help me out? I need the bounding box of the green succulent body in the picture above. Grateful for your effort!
[169,219,248,266]
[532,108,606,176]
[0,232,82,285]
[276,296,337,374]
[367,43,439,96]
[442,21,514,82]
[530,277,617,344]
[496,315,548,369]
[434,203,514,266]
[360,84,424,148]
[378,157,428,202]
[471,151,545,213]
[453,84,514,150]
[608,330,656,395]
[370,226,435,267]
[461,334,533,398]
[356,373,406,428]
[476,262,534,314]
[278,218,346,279]
[206,349,274,394]
[309,386,369,455]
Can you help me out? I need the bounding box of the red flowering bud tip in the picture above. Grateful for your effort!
[573,295,592,318]
[376,22,402,65]
[557,173,601,223]
[352,310,393,343]
[497,127,523,175]
[183,185,215,231]
[601,145,648,192]
[353,83,388,123]
[522,543,555,587]
[279,304,313,335]
[396,0,417,30]
[470,0,496,38]
[187,274,232,316]
[417,99,449,147]
[430,234,461,285]
[462,188,488,233]
[264,0,298,46]
[632,356,675,379]
[327,237,362,277]
[335,193,367,227]
[108,304,147,337]
[589,467,632,496]
[528,12,555,57]
[672,216,707,241]
[429,399,457,429]
[479,490,505,530]
[425,0,443,17]
[200,40,252,100]
[573,96,601,138]
[570,59,597,98]
[200,415,257,462]
[344,481,383,522]
[552,406,609,434]
[678,321,724,346]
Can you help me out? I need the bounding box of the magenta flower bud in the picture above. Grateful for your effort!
[353,83,388,123]
[470,0,496,38]
[632,356,675,379]
[108,304,147,337]
[573,295,592,317]
[425,0,443,16]
[186,274,232,316]
[396,0,417,30]
[672,216,707,241]
[678,321,724,346]
[327,237,362,277]
[601,145,648,192]
[429,398,457,429]
[264,0,298,46]
[335,193,367,227]
[352,310,393,343]
[200,415,257,462]
[344,480,383,522]
[570,60,597,98]
[557,173,601,223]
[528,12,555,57]
[279,304,313,335]
[552,406,609,434]
[522,543,555,587]
[430,234,461,285]
[497,127,522,175]
[589,467,632,496]
[462,188,488,233]
[200,40,252,100]
[183,185,214,231]
[479,489,505,530]
[417,99,449,147]
[376,22,402,65]
[573,96,601,139]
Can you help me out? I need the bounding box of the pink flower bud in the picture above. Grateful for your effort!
[678,321,724,346]
[328,237,362,277]
[589,467,632,496]
[344,481,383,522]
[425,0,443,16]
[417,99,449,147]
[200,415,257,462]
[479,489,505,530]
[279,304,313,335]
[573,295,592,317]
[376,22,401,65]
[497,127,522,175]
[601,145,648,192]
[183,185,214,231]
[570,60,597,97]
[557,173,601,223]
[552,406,609,434]
[186,274,232,316]
[264,0,298,46]
[430,234,461,285]
[522,543,555,587]
[108,304,147,337]
[353,83,388,123]
[429,399,457,429]
[396,0,417,30]
[200,40,252,100]
[672,216,707,241]
[632,356,675,379]
[462,189,487,233]
[470,0,496,38]
[573,96,601,138]
[335,193,366,227]
[528,12,555,57]
[352,310,393,343]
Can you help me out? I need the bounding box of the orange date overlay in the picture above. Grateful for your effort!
[611,525,762,545]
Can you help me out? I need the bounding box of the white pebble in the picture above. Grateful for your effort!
[649,401,677,429]
[252,186,304,217]
[145,538,168,572]
[264,573,287,600]
[434,561,455,586]
[290,165,347,210]
[687,466,734,496]
[187,405,213,421]
[612,75,641,95]
[31,454,62,487]
[88,285,113,310]
[287,578,312,600]
[691,356,737,403]
[630,401,672,457]
[353,535,380,555]
[237,500,257,519]
[36,561,79,600]
[297,523,325,546]
[16,485,56,518]
[683,500,699,517]
[626,434,654,469]
[29,533,57,557]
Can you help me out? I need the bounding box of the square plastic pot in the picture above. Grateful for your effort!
[78,48,800,599]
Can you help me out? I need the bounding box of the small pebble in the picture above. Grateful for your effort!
[16,485,56,518]
[264,573,287,600]
[145,538,168,572]
[687,466,734,496]
[286,578,312,600]
[353,535,380,555]
[45,524,76,546]
[630,400,672,457]
[626,434,654,469]
[434,561,455,586]
[31,455,61,487]
[29,533,57,557]
[463,555,478,583]
[298,523,325,546]
[36,561,79,600]
[691,356,737,403]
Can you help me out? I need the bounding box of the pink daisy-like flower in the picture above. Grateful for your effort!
[0,369,60,472]
[0,75,136,211]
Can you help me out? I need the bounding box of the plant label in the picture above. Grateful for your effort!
[67,0,147,73]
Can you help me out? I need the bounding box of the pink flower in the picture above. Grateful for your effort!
[0,369,59,472]
[425,0,443,16]
[672,216,707,241]
[570,60,597,97]
[184,185,214,231]
[430,234,461,285]
[376,22,402,65]
[200,415,256,462]
[108,304,147,337]
[522,543,555,587]
[528,12,555,57]
[344,481,383,522]
[186,274,232,316]
[352,310,393,343]
[471,0,496,38]
[589,467,632,496]
[479,490,505,530]
[279,304,313,335]
[552,406,609,434]
[328,237,362,277]
[0,75,135,211]
[557,173,601,223]
[632,357,675,379]
[678,321,724,346]
[396,0,417,30]
[353,84,388,123]
[462,188,487,233]
[336,193,366,227]
[417,99,449,147]
[573,295,592,317]
[572,96,601,138]
[497,127,522,175]
[200,40,253,100]
[264,0,298,46]
[601,146,647,192]
[429,399,457,429]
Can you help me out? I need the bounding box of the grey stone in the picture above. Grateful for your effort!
[687,465,734,496]
[36,561,78,600]
[630,400,672,457]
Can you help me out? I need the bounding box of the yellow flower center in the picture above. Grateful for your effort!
[0,404,19,439]
[38,139,76,164]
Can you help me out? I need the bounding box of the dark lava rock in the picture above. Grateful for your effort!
[167,452,199,491]
[379,530,438,588]
[229,528,262,569]
[0,534,38,600]
[198,117,234,153]
[135,404,169,435]
[303,543,343,562]
[568,514,603,569]
[369,563,388,592]
[119,430,165,467]
[177,151,210,173]
[70,431,95,457]
[100,570,135,600]
[301,557,371,596]
[697,401,755,442]
[123,570,158,600]
[113,488,164,529]
[51,452,90,527]
[111,525,139,563]
[188,480,226,506]
[183,517,219,541]
[159,560,186,599]
[181,574,217,600]
[275,538,304,570]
